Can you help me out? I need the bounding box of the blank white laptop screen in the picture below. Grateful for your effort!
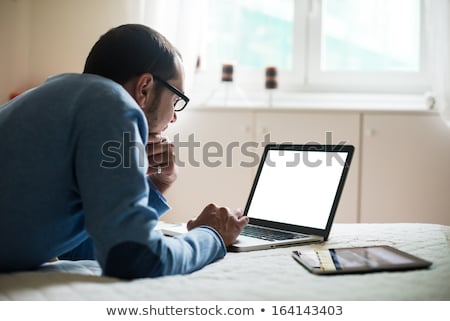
[246,150,348,230]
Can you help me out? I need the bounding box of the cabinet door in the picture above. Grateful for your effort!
[163,110,254,222]
[360,113,450,224]
[255,111,361,223]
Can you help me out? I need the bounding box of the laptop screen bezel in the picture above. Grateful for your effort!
[243,144,354,241]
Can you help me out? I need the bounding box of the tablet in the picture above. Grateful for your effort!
[292,245,432,275]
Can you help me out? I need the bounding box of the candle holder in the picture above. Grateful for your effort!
[265,66,278,108]
[202,63,251,107]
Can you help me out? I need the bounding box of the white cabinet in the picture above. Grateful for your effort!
[360,113,450,224]
[162,108,450,225]
[163,109,360,224]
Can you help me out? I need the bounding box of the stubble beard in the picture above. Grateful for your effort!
[144,88,162,134]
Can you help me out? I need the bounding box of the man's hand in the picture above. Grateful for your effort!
[187,203,249,246]
[146,134,177,194]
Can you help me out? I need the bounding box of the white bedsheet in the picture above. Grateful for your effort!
[0,223,449,300]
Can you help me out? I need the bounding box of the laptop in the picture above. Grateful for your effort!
[162,144,354,252]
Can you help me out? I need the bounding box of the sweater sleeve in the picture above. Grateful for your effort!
[73,84,226,279]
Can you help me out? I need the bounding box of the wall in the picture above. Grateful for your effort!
[0,0,154,104]
[28,0,148,86]
[0,0,31,104]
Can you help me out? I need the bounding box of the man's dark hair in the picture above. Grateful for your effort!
[83,24,181,84]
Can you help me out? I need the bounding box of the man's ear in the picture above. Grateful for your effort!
[132,73,154,108]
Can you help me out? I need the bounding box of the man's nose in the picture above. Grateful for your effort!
[170,111,177,123]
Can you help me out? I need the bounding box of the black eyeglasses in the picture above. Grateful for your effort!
[153,75,189,112]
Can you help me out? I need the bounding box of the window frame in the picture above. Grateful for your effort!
[190,0,429,101]
[305,0,429,94]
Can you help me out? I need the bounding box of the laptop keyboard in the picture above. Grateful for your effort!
[241,225,307,242]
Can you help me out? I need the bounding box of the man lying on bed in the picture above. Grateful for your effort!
[0,24,248,279]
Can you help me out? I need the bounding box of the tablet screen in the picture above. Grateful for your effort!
[292,245,431,274]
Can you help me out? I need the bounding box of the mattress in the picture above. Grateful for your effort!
[0,223,449,300]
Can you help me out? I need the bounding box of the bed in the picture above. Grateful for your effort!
[0,223,449,301]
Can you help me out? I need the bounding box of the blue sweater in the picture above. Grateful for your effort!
[0,74,226,278]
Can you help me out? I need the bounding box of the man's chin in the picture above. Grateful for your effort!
[148,124,168,136]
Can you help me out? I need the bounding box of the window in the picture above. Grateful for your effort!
[320,0,421,72]
[193,0,428,97]
[204,0,294,71]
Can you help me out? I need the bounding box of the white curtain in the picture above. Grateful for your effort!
[425,0,450,127]
[139,0,207,93]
